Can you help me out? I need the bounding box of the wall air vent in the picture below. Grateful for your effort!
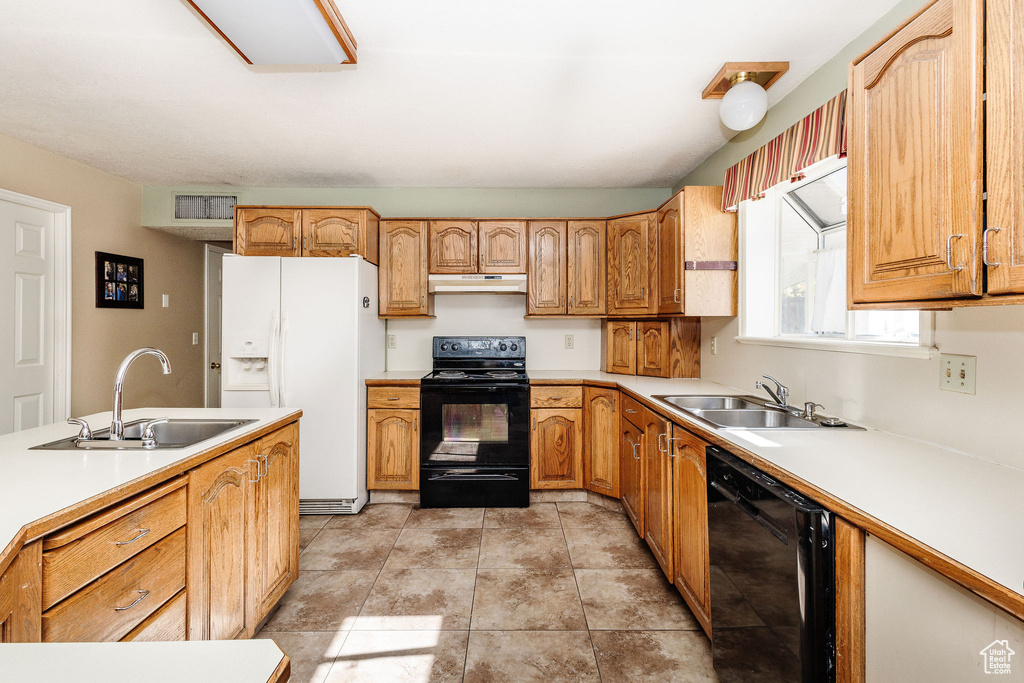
[174,195,237,220]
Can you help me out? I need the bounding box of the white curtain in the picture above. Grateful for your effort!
[811,246,846,333]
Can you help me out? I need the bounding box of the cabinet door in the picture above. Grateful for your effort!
[530,408,583,489]
[302,209,364,258]
[567,220,606,315]
[637,321,670,378]
[380,221,429,316]
[367,409,420,490]
[429,221,478,273]
[986,0,1024,295]
[683,186,737,315]
[235,208,301,257]
[605,321,636,375]
[188,444,256,641]
[608,213,655,314]
[0,541,41,643]
[527,221,567,315]
[479,221,527,273]
[583,387,619,497]
[658,194,685,314]
[848,0,983,303]
[619,414,645,537]
[249,423,299,626]
[671,426,711,636]
[644,410,674,581]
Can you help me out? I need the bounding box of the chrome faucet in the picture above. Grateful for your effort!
[755,374,792,412]
[110,348,172,440]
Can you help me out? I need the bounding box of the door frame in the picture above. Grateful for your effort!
[0,187,71,424]
[204,243,230,407]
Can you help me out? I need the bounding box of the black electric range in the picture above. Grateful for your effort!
[419,336,529,508]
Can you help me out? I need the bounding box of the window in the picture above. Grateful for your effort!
[739,156,934,357]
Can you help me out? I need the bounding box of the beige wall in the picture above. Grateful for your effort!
[0,133,205,415]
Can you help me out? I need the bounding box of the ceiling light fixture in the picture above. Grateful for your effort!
[702,62,789,132]
[186,0,357,65]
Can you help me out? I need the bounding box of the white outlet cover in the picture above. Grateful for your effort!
[162,294,169,308]
[564,334,574,349]
[940,353,976,394]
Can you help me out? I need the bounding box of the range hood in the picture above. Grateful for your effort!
[427,274,528,294]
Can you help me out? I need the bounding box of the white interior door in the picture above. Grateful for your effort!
[205,244,229,407]
[0,198,56,434]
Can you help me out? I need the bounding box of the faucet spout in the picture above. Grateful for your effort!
[111,348,172,441]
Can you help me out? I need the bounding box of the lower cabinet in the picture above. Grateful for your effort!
[619,398,646,537]
[530,408,583,489]
[0,540,41,643]
[644,409,674,581]
[583,387,619,497]
[367,409,420,490]
[671,425,711,636]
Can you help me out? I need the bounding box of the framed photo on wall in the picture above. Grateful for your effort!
[96,251,144,309]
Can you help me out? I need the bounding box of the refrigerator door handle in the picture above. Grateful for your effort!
[278,312,289,407]
[268,311,280,408]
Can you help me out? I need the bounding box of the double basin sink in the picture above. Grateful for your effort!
[652,395,856,430]
[32,418,258,451]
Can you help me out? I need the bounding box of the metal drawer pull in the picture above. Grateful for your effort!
[983,227,1001,267]
[945,234,965,271]
[625,408,638,414]
[550,396,563,400]
[115,529,151,546]
[114,589,150,612]
[387,397,401,400]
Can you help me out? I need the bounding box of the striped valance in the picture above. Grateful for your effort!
[721,90,848,211]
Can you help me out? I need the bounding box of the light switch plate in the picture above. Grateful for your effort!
[940,353,976,394]
[192,332,199,345]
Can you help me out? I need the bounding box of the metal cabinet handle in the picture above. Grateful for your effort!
[114,589,150,612]
[414,418,418,431]
[245,459,262,483]
[641,287,645,297]
[673,288,681,304]
[293,237,297,250]
[421,296,425,307]
[533,418,537,429]
[945,234,965,272]
[115,528,151,546]
[612,398,616,412]
[626,436,640,460]
[983,227,1001,267]
[658,432,669,454]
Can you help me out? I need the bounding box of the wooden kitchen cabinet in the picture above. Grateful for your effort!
[583,387,619,498]
[479,220,527,273]
[234,208,302,257]
[619,396,646,537]
[302,208,380,263]
[604,318,700,378]
[0,541,41,643]
[608,212,657,315]
[367,409,420,490]
[530,407,583,489]
[645,409,674,581]
[637,321,670,377]
[848,0,984,305]
[379,220,431,317]
[248,422,299,626]
[567,220,606,315]
[527,221,567,315]
[605,321,636,374]
[429,220,478,273]
[671,425,711,636]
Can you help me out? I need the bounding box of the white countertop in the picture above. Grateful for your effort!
[0,407,300,559]
[371,369,1024,600]
[0,641,286,682]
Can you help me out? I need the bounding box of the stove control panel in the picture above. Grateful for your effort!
[433,336,526,360]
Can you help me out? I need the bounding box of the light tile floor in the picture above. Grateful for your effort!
[257,502,718,682]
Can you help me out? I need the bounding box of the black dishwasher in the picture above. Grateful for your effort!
[706,446,835,683]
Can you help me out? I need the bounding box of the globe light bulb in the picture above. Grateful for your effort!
[720,79,768,131]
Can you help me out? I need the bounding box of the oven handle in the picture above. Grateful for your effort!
[710,478,789,545]
[427,473,520,481]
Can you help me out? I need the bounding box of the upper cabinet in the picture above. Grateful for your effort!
[527,221,567,315]
[567,220,607,315]
[479,221,528,273]
[848,0,985,305]
[379,220,431,317]
[429,221,478,273]
[608,212,657,315]
[235,206,380,264]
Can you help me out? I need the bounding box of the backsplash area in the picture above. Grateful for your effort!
[385,294,602,372]
[701,305,1024,470]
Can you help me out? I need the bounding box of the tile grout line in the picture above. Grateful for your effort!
[561,511,605,682]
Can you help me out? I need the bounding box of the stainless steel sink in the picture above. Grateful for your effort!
[655,395,764,411]
[687,409,820,430]
[31,418,258,450]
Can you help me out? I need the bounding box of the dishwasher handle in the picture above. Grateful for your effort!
[710,478,789,545]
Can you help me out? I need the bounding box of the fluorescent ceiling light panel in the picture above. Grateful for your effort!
[187,0,356,64]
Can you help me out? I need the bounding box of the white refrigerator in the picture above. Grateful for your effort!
[221,255,384,514]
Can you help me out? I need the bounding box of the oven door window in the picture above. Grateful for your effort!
[443,404,509,444]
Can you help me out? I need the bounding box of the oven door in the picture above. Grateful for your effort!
[420,382,529,469]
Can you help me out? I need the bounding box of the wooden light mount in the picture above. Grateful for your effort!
[702,62,789,100]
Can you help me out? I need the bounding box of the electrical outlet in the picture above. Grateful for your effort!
[387,334,397,350]
[940,353,976,394]
[192,332,199,345]
[564,334,574,349]
[162,294,169,308]
[710,336,718,355]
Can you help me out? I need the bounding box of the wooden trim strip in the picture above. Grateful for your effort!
[836,518,866,683]
[266,654,291,683]
[184,1,254,65]
[313,0,357,63]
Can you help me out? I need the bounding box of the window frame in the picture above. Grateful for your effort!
[736,155,937,359]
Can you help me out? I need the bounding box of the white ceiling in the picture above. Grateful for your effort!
[0,0,902,189]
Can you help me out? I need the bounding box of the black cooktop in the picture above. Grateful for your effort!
[422,336,527,384]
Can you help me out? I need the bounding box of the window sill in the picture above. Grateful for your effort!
[734,336,937,359]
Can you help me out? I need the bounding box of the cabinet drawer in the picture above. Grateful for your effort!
[621,394,645,426]
[531,386,583,408]
[42,481,187,611]
[42,527,187,643]
[368,386,420,409]
[122,589,186,642]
